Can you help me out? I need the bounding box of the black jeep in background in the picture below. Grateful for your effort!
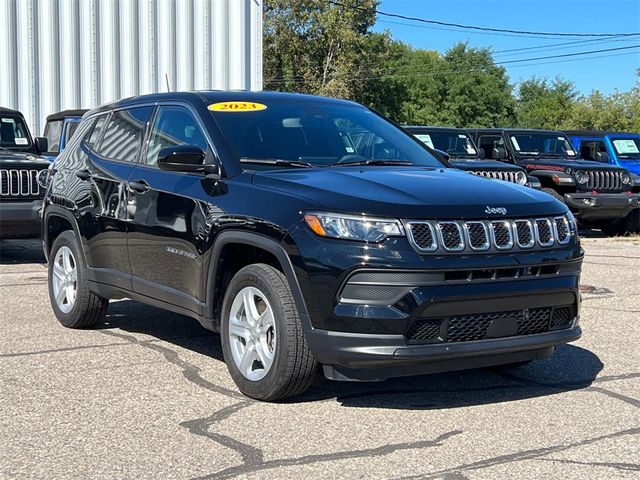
[405,126,533,187]
[467,128,640,235]
[0,107,50,239]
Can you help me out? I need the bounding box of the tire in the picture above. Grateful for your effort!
[600,211,639,237]
[48,230,108,328]
[220,263,317,401]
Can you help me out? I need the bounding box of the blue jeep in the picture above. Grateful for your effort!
[42,109,87,161]
[565,130,640,176]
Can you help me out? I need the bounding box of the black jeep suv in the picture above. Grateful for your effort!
[42,92,583,401]
[405,126,534,188]
[0,107,50,238]
[468,128,640,234]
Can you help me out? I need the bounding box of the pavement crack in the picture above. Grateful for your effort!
[395,427,640,480]
[181,402,263,467]
[194,429,463,480]
[536,457,640,472]
[98,330,243,400]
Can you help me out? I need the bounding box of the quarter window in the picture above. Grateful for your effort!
[86,115,108,149]
[96,107,153,162]
[44,120,63,153]
[146,106,209,165]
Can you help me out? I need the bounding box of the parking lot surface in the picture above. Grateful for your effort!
[1,236,639,479]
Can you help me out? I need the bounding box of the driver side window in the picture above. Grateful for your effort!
[146,106,209,166]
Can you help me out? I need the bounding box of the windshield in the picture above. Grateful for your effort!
[612,138,640,160]
[0,115,32,149]
[412,130,477,158]
[509,133,577,158]
[210,100,444,169]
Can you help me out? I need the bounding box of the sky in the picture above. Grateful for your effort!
[372,0,640,95]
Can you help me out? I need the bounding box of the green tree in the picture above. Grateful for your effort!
[516,77,577,129]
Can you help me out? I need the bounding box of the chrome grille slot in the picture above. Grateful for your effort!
[465,222,489,251]
[490,221,513,250]
[406,222,437,252]
[535,218,554,247]
[438,222,464,251]
[554,216,570,244]
[514,220,534,248]
[0,169,42,197]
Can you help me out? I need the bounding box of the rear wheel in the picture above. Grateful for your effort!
[48,231,108,328]
[220,263,317,401]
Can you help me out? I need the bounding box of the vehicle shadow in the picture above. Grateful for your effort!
[101,299,603,410]
[0,239,46,265]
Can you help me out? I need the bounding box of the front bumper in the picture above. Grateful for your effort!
[314,326,581,381]
[565,192,639,220]
[0,199,42,238]
[290,226,583,380]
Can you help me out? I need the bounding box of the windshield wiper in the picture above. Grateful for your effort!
[240,157,313,168]
[330,159,414,167]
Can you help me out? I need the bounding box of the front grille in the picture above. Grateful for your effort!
[406,306,575,344]
[586,170,624,191]
[406,215,572,254]
[0,169,42,197]
[470,170,525,185]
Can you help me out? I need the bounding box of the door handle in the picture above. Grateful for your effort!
[129,179,150,193]
[76,169,92,181]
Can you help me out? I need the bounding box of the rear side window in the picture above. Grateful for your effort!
[478,135,504,159]
[44,120,63,153]
[579,140,606,161]
[87,115,108,148]
[96,107,153,162]
[145,106,209,165]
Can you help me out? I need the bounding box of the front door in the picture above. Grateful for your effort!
[127,105,215,314]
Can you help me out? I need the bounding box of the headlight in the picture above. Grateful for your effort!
[304,212,404,242]
[620,171,631,185]
[574,170,588,185]
[515,171,527,185]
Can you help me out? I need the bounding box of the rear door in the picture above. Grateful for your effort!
[127,104,215,314]
[79,107,153,288]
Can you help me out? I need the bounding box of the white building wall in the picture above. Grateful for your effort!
[0,0,263,135]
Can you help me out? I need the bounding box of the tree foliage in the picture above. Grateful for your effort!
[263,1,639,132]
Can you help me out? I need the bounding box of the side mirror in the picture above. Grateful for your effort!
[594,151,610,163]
[34,137,48,154]
[157,145,216,174]
[492,146,507,160]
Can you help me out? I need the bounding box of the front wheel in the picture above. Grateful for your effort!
[220,263,317,401]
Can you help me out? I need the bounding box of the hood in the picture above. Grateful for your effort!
[448,159,523,171]
[519,157,626,172]
[252,167,565,219]
[618,160,640,175]
[0,150,50,168]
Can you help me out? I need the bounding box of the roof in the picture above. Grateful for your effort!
[563,130,640,137]
[85,90,361,117]
[404,125,466,132]
[466,128,567,135]
[0,106,23,116]
[45,109,89,122]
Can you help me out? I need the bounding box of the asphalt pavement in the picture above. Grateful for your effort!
[1,235,638,479]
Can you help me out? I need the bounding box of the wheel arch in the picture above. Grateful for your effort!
[43,206,85,264]
[205,230,310,331]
